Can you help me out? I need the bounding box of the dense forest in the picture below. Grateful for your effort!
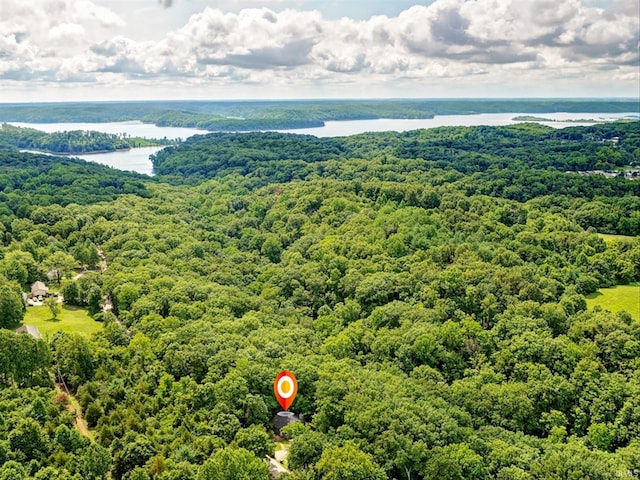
[0,120,639,480]
[152,122,640,235]
[0,99,637,131]
[0,124,171,155]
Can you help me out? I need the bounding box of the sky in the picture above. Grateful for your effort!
[0,0,638,102]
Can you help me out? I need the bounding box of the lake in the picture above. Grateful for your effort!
[284,112,638,137]
[12,112,637,175]
[75,147,163,176]
[19,145,165,176]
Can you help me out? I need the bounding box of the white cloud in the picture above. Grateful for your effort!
[0,0,125,84]
[48,23,87,41]
[0,0,637,98]
[0,0,124,44]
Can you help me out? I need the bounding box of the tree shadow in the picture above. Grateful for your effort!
[43,317,62,323]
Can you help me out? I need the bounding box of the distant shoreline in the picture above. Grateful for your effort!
[1,99,637,128]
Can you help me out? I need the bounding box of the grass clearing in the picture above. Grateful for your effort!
[586,283,640,321]
[598,233,638,244]
[23,304,103,339]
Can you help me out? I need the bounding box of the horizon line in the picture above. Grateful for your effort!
[1,97,639,106]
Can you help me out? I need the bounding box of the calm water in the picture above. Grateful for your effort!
[12,113,637,175]
[287,112,638,137]
[74,147,163,176]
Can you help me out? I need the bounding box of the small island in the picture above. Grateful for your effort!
[512,115,606,123]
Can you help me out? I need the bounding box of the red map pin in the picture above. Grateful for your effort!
[274,370,298,411]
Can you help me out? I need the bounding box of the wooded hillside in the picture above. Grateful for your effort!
[0,121,639,480]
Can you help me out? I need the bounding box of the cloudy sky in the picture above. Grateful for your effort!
[0,0,638,101]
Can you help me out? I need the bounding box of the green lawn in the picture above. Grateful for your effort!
[598,233,638,243]
[586,283,640,321]
[23,304,103,339]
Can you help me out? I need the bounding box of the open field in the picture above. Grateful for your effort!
[586,283,640,321]
[23,304,103,338]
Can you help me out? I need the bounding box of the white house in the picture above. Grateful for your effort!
[30,281,49,298]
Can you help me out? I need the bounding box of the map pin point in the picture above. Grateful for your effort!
[274,370,298,411]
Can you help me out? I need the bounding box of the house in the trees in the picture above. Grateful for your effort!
[30,281,49,298]
[271,411,303,437]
